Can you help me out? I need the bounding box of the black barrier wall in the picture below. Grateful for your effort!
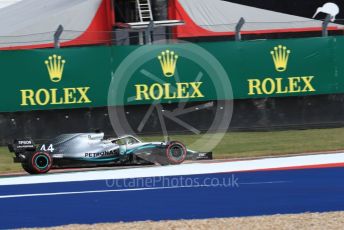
[1,94,344,145]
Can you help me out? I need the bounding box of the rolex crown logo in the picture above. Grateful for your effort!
[44,54,66,82]
[158,50,178,77]
[270,45,291,72]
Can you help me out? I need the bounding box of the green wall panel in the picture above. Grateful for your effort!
[0,36,344,112]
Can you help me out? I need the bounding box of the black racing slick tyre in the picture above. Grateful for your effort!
[165,142,187,165]
[21,152,53,174]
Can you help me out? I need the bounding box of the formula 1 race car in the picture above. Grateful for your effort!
[8,132,212,174]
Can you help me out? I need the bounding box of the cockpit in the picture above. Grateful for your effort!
[111,135,142,146]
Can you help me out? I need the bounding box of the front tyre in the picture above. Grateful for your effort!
[165,142,187,165]
[22,152,53,174]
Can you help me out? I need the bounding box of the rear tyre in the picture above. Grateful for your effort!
[21,163,35,174]
[22,152,52,174]
[165,142,187,165]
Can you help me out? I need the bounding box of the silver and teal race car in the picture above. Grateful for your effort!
[8,132,212,174]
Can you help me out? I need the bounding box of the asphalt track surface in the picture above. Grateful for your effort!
[0,154,344,229]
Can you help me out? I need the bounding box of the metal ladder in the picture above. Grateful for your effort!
[136,0,153,22]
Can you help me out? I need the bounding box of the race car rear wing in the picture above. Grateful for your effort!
[8,139,36,153]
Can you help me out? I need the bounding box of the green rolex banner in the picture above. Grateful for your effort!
[108,43,232,107]
[0,46,112,112]
[0,36,343,112]
[192,36,335,99]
